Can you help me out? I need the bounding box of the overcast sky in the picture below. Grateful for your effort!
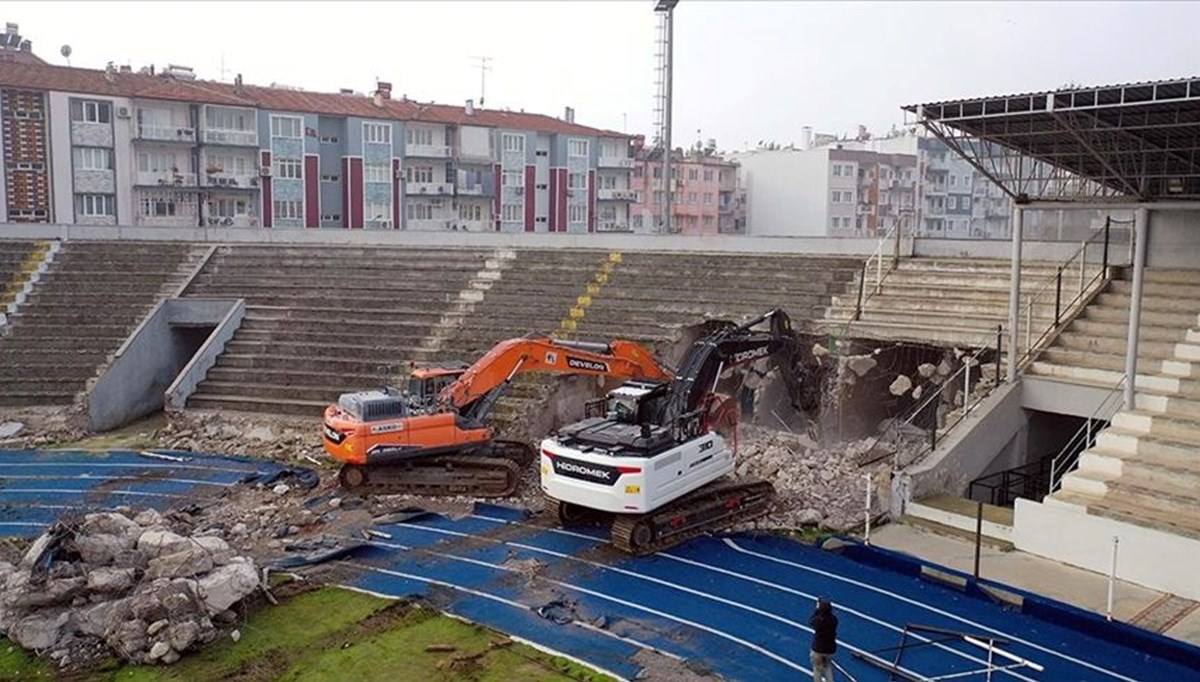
[7,1,1199,149]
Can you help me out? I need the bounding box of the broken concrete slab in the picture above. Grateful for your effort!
[197,559,258,615]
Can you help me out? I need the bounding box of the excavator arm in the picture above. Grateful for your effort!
[440,335,674,425]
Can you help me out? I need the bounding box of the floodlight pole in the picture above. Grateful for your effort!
[655,0,678,234]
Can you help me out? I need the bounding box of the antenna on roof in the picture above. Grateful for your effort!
[60,45,71,66]
[471,56,492,107]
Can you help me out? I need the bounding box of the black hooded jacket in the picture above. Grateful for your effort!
[810,604,838,654]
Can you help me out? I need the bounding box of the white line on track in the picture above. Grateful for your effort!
[0,475,235,487]
[0,522,50,528]
[0,488,185,499]
[393,521,1013,681]
[356,536,811,675]
[470,513,1136,682]
[0,462,266,474]
[723,539,1138,682]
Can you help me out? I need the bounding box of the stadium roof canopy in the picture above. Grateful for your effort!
[903,76,1200,203]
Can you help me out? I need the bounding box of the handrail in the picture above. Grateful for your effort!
[1047,375,1127,496]
[860,323,1005,468]
[1017,217,1135,367]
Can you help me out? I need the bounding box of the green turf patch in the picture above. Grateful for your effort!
[0,638,52,680]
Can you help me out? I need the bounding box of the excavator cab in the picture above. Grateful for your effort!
[406,364,468,408]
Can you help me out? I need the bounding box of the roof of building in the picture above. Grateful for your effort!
[0,61,628,138]
[903,76,1200,202]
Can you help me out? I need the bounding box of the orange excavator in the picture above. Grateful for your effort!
[322,335,673,497]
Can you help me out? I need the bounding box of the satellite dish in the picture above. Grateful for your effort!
[60,45,72,58]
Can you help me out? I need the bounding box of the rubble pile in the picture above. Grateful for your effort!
[0,509,261,667]
[159,411,324,462]
[733,424,894,532]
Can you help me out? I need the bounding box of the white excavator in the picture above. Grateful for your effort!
[540,308,805,554]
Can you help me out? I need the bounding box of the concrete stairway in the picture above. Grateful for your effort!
[0,240,45,313]
[1046,269,1200,541]
[588,251,861,339]
[183,244,496,416]
[1028,269,1200,389]
[0,241,200,407]
[822,257,1076,347]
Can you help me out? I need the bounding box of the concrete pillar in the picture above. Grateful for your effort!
[1124,206,1149,408]
[1006,206,1024,382]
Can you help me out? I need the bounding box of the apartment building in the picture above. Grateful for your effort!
[630,146,746,235]
[0,56,632,233]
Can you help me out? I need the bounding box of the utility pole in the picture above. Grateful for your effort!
[471,56,493,107]
[654,1,679,233]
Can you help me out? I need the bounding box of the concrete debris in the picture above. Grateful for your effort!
[917,363,936,378]
[912,385,924,401]
[273,484,291,496]
[936,359,953,377]
[811,343,830,358]
[845,355,877,377]
[889,375,913,397]
[0,509,258,667]
[230,629,241,642]
[0,421,25,439]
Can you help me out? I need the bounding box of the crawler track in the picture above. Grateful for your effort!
[610,479,775,555]
[337,441,532,498]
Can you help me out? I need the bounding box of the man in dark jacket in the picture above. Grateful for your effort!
[810,598,838,682]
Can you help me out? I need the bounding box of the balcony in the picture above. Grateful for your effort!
[597,221,632,233]
[456,183,493,197]
[598,156,635,169]
[137,125,196,143]
[203,128,258,147]
[406,144,452,158]
[135,170,198,187]
[597,188,637,201]
[407,219,453,231]
[452,219,489,232]
[204,174,260,190]
[406,182,454,196]
[203,215,258,228]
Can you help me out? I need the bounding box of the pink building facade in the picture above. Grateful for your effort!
[630,149,745,235]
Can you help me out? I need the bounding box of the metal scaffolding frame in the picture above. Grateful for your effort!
[904,76,1200,203]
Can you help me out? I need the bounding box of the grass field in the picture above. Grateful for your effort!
[0,585,613,682]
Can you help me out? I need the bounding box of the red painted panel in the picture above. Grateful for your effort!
[260,151,273,228]
[524,165,536,232]
[587,169,596,233]
[548,168,558,232]
[304,155,320,228]
[557,169,568,232]
[349,158,364,229]
[341,158,350,228]
[392,158,402,229]
[493,163,502,231]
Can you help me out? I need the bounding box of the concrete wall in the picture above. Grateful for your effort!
[729,149,829,237]
[1022,376,1123,419]
[88,298,243,431]
[1014,498,1200,600]
[892,381,1027,516]
[1146,209,1200,269]
[165,299,246,410]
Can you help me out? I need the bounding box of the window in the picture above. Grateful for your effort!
[632,215,643,229]
[71,100,111,124]
[844,191,854,204]
[568,172,587,190]
[568,139,588,157]
[365,201,392,222]
[652,167,661,179]
[364,122,391,145]
[568,204,587,223]
[407,166,434,184]
[703,216,714,228]
[207,108,251,131]
[703,170,713,182]
[364,163,389,184]
[949,175,957,187]
[205,154,249,175]
[502,133,525,154]
[502,170,524,188]
[74,148,113,171]
[141,195,176,217]
[320,135,339,144]
[407,127,435,146]
[831,191,842,203]
[687,192,697,204]
[274,158,302,180]
[321,174,340,183]
[704,193,713,205]
[501,203,523,222]
[654,191,664,204]
[138,152,181,173]
[76,194,114,216]
[407,203,434,221]
[321,213,342,222]
[274,200,303,220]
[633,166,644,178]
[271,116,302,139]
[832,165,842,177]
[209,198,249,218]
[459,204,484,221]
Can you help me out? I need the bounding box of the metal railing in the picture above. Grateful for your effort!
[852,222,902,321]
[1016,217,1134,367]
[968,456,1053,507]
[1048,375,1127,495]
[860,324,1005,468]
